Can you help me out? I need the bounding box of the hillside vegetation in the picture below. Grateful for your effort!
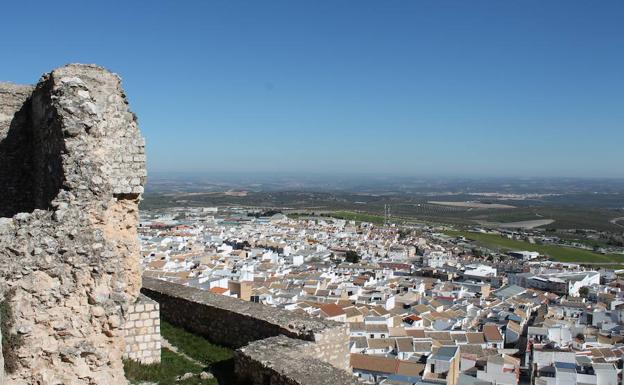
[444,230,624,265]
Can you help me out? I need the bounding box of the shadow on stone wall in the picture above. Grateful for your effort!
[0,99,35,217]
[0,83,65,218]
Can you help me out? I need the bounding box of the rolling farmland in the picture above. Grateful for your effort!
[142,191,624,232]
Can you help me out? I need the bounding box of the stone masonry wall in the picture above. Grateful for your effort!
[141,277,339,349]
[142,277,355,384]
[305,324,351,372]
[236,336,359,385]
[0,318,4,385]
[123,295,161,364]
[0,64,145,385]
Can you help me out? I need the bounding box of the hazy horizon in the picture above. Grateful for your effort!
[145,172,624,196]
[2,1,623,178]
[148,171,624,181]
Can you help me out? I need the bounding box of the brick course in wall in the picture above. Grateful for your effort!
[123,294,161,364]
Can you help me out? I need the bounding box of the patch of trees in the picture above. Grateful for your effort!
[578,286,589,298]
[607,236,624,247]
[345,250,361,263]
[225,240,251,250]
[248,209,282,218]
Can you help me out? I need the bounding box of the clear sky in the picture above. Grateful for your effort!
[1,1,623,178]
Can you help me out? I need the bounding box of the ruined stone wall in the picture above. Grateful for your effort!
[235,336,359,385]
[123,295,161,364]
[142,278,355,384]
[0,64,145,385]
[305,325,351,371]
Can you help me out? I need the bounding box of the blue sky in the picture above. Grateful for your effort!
[1,1,623,177]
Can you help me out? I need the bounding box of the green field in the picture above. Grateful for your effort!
[444,230,624,266]
[325,211,386,224]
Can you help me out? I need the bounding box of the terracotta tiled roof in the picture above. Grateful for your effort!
[367,338,395,350]
[389,327,408,337]
[483,324,503,342]
[365,324,389,333]
[344,307,362,318]
[506,320,522,334]
[350,354,397,374]
[425,331,451,341]
[406,329,425,338]
[350,354,424,376]
[413,341,433,352]
[451,333,467,343]
[396,361,425,376]
[466,332,486,344]
[395,337,414,352]
[320,303,345,318]
[459,344,484,356]
[209,287,228,294]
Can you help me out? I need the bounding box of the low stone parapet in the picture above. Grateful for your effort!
[141,277,340,348]
[236,336,359,385]
[141,277,356,384]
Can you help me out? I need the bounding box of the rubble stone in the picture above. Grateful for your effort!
[0,64,145,384]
